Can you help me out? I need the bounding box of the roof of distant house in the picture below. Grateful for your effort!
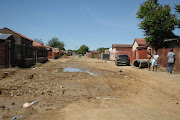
[2,27,33,42]
[33,41,44,47]
[44,45,53,49]
[133,38,147,46]
[112,44,132,48]
[89,50,99,54]
[0,33,12,40]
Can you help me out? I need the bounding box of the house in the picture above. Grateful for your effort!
[32,41,48,63]
[110,44,132,60]
[0,34,15,68]
[0,27,33,46]
[164,38,180,48]
[132,38,147,51]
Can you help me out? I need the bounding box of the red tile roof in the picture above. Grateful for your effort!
[44,45,53,49]
[134,38,147,46]
[112,44,132,48]
[3,27,33,42]
[33,41,45,47]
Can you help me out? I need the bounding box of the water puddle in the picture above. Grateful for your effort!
[48,67,100,76]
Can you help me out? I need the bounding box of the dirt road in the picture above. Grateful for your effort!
[0,57,180,120]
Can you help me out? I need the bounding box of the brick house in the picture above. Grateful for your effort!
[110,44,132,60]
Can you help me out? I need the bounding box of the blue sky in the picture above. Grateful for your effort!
[1,0,179,50]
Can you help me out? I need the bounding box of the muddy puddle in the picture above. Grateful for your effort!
[48,67,100,76]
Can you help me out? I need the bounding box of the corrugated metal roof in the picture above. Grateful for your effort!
[0,33,12,40]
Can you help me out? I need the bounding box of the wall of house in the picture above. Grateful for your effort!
[0,43,6,68]
[116,47,132,51]
[0,29,21,45]
[21,37,33,46]
[110,48,117,60]
[166,41,180,48]
[132,41,138,51]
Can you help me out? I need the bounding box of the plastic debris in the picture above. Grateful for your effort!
[23,103,31,108]
[23,101,38,108]
[96,97,115,100]
[11,115,22,120]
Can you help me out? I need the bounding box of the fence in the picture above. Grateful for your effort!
[0,42,48,68]
[157,47,179,70]
[131,47,180,70]
[48,51,59,59]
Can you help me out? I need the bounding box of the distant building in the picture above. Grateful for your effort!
[110,44,132,60]
[132,38,147,51]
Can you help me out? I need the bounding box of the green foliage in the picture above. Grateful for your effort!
[34,39,43,43]
[136,0,179,49]
[47,37,65,50]
[175,3,180,28]
[97,47,109,51]
[175,3,180,14]
[77,45,89,55]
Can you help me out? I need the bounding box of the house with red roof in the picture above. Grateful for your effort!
[110,44,132,60]
[132,38,148,51]
[0,27,33,46]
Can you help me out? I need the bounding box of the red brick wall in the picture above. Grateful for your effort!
[48,51,59,59]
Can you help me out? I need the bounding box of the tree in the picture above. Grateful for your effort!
[47,37,65,50]
[136,0,179,50]
[34,39,43,43]
[175,3,180,28]
[97,47,109,51]
[77,45,89,55]
[175,3,180,14]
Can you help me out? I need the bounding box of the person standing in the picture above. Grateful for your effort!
[147,51,152,71]
[152,51,159,72]
[167,49,176,74]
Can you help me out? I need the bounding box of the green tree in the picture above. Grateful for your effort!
[77,45,89,55]
[175,3,180,28]
[97,47,109,51]
[47,37,65,50]
[136,0,179,50]
[34,39,43,43]
[175,3,180,14]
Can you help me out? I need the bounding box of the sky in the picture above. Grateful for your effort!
[0,0,180,50]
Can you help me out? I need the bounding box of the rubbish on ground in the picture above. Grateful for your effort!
[23,103,31,108]
[3,72,9,78]
[0,89,1,94]
[119,70,123,72]
[96,97,115,100]
[0,105,6,109]
[31,101,38,106]
[96,97,101,99]
[11,115,22,120]
[124,76,129,78]
[23,101,38,108]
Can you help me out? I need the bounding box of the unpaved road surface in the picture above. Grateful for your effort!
[0,57,180,120]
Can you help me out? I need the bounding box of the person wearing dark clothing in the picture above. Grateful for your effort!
[167,49,176,74]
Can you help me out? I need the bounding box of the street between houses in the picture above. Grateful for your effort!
[0,57,180,120]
